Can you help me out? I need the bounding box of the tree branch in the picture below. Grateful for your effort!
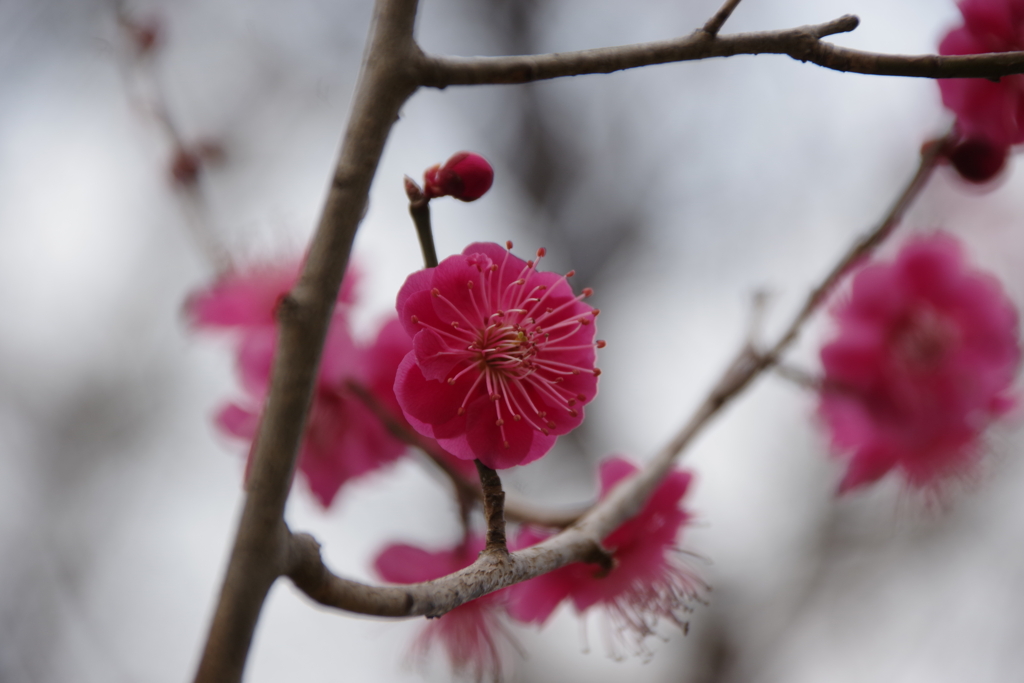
[702,0,745,38]
[475,461,509,553]
[282,134,945,621]
[418,15,1024,87]
[191,1,422,681]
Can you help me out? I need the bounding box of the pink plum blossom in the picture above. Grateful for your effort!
[819,233,1020,493]
[188,260,408,507]
[374,536,513,682]
[507,457,702,646]
[395,242,602,470]
[939,0,1024,147]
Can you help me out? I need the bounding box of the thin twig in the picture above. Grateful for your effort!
[702,0,744,38]
[773,363,821,391]
[766,131,950,358]
[113,2,234,273]
[475,462,509,554]
[405,176,439,268]
[282,134,946,620]
[419,15,1024,87]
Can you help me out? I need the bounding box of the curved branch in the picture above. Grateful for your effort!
[418,14,1024,87]
[283,134,947,622]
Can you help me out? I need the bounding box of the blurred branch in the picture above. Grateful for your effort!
[420,15,1024,86]
[113,2,234,273]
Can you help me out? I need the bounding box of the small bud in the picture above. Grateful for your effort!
[169,140,225,187]
[169,148,200,186]
[119,15,162,56]
[423,152,494,201]
[943,136,1009,183]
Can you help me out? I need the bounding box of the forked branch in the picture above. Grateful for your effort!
[418,15,1024,87]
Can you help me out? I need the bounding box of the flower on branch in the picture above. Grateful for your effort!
[819,233,1020,493]
[938,0,1024,175]
[374,536,516,682]
[507,457,703,652]
[423,152,495,201]
[395,242,602,469]
[188,260,409,507]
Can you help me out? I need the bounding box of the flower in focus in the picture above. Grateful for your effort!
[819,233,1020,493]
[507,457,702,649]
[939,0,1024,148]
[188,259,408,507]
[375,536,514,682]
[423,152,495,201]
[395,242,602,469]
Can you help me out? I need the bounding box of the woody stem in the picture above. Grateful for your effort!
[475,461,508,554]
[405,178,438,268]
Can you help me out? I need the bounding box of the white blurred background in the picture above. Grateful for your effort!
[4,0,1024,681]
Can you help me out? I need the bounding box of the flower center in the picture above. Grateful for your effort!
[892,306,959,374]
[418,244,603,448]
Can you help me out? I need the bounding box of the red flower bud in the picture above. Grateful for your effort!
[170,148,201,186]
[944,137,1009,184]
[423,152,494,201]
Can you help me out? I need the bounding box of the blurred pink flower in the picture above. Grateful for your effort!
[189,260,407,507]
[939,0,1024,146]
[395,242,601,470]
[819,233,1020,493]
[375,536,513,682]
[507,457,701,646]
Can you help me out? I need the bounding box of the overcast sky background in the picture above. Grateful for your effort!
[4,0,1024,682]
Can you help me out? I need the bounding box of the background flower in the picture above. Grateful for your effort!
[375,536,513,682]
[189,261,407,507]
[939,0,1024,147]
[819,233,1020,492]
[508,457,701,649]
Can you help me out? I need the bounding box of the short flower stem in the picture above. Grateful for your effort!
[405,176,438,268]
[475,461,508,554]
[345,379,584,526]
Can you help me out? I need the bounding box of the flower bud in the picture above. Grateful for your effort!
[944,137,1009,184]
[423,152,494,201]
